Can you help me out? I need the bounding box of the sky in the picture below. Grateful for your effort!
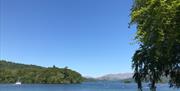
[0,0,138,77]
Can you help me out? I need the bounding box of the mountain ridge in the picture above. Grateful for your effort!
[84,73,133,81]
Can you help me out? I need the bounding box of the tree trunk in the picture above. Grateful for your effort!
[137,80,142,91]
[150,80,156,91]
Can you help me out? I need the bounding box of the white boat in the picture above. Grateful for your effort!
[15,81,21,85]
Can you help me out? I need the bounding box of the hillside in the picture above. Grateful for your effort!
[84,73,169,84]
[0,60,84,84]
[0,60,44,70]
[96,73,133,81]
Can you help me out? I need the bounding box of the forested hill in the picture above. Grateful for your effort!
[0,60,84,84]
[0,60,44,70]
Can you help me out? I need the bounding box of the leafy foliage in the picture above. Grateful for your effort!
[0,60,84,84]
[130,0,180,90]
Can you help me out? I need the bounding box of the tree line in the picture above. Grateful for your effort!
[0,60,84,84]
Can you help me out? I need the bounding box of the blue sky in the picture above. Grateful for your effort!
[0,0,138,77]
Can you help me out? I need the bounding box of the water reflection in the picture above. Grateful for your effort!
[0,81,179,91]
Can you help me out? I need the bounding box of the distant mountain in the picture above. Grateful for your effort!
[83,76,98,82]
[95,73,133,81]
[86,73,169,84]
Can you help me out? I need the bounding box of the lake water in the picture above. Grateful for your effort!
[0,81,179,91]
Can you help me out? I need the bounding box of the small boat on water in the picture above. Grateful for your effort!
[15,81,21,85]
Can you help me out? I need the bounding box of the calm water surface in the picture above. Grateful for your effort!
[0,81,179,91]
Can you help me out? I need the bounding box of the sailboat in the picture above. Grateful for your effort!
[15,79,22,85]
[15,81,21,85]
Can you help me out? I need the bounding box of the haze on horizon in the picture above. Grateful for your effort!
[0,0,138,77]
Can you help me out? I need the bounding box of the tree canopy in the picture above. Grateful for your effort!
[0,60,84,84]
[130,0,180,90]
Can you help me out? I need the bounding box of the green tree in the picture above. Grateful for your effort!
[130,0,180,90]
